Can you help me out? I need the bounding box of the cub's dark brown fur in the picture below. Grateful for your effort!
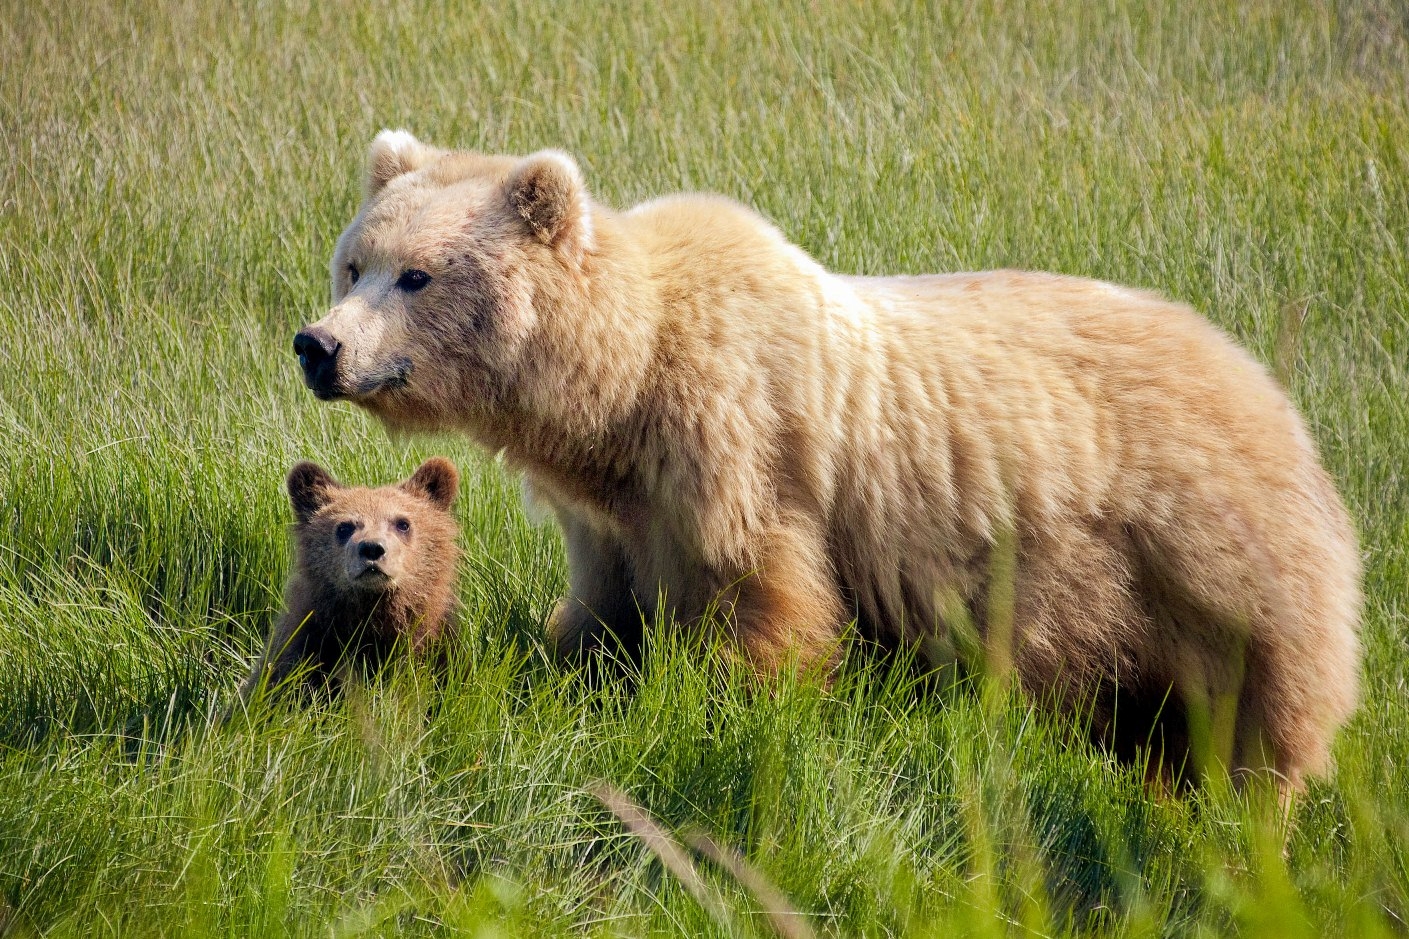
[239,458,460,700]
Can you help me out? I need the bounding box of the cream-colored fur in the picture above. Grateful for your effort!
[297,133,1361,790]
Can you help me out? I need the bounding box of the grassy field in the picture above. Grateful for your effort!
[2,0,1408,934]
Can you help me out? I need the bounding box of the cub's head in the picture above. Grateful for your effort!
[293,130,596,432]
[286,457,461,597]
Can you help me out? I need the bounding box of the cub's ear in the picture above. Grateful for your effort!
[287,461,340,523]
[402,457,459,510]
[505,149,594,261]
[365,129,439,199]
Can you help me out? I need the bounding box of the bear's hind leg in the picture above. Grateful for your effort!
[1131,495,1359,793]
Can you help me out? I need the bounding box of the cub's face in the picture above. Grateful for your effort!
[286,458,460,596]
[293,130,594,432]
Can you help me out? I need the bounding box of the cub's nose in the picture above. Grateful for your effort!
[293,327,341,397]
[358,540,386,561]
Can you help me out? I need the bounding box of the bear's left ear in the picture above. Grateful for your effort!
[504,150,595,262]
[365,129,440,200]
[287,461,341,523]
[402,457,460,510]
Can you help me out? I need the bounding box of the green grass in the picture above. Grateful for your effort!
[2,0,1408,934]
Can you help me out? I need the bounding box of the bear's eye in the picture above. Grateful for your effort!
[396,269,430,292]
[335,521,356,543]
[347,263,359,285]
[394,518,411,534]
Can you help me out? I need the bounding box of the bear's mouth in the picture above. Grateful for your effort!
[352,564,395,590]
[350,358,414,398]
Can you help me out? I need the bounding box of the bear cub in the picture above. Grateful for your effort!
[238,457,460,701]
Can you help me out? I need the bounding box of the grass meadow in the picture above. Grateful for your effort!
[2,0,1408,934]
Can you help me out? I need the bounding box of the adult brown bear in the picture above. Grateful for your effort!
[293,130,1360,793]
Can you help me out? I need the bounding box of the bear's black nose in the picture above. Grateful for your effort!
[293,327,341,397]
[358,540,386,561]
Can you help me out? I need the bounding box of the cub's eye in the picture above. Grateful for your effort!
[394,518,411,534]
[396,269,430,292]
[335,522,356,543]
[347,264,360,285]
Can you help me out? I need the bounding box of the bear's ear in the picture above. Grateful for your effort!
[504,149,595,261]
[365,129,438,199]
[287,461,340,523]
[402,457,459,510]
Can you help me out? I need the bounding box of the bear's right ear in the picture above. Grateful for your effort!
[364,129,439,199]
[402,457,460,510]
[287,461,340,523]
[504,149,595,263]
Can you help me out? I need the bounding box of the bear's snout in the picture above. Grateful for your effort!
[350,535,400,587]
[294,327,341,398]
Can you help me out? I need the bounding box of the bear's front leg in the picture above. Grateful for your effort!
[238,610,316,702]
[724,524,849,676]
[549,509,646,663]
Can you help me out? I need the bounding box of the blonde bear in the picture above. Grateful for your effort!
[293,130,1360,791]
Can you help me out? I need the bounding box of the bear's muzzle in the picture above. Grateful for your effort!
[294,327,342,399]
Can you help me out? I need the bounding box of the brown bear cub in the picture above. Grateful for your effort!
[238,457,460,701]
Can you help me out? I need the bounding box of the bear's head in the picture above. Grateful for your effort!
[286,457,461,600]
[293,130,601,435]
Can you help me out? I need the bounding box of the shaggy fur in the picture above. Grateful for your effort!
[239,457,460,700]
[294,130,1361,790]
